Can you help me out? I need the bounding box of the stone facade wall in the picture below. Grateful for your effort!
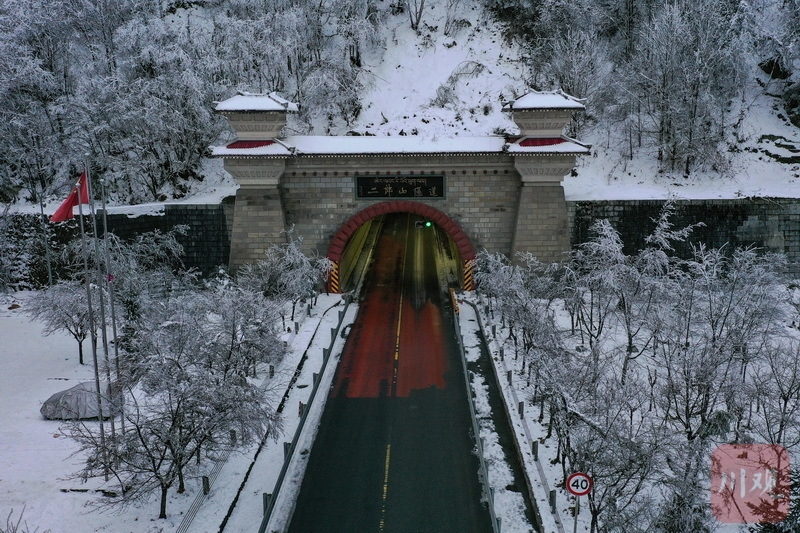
[228,188,285,271]
[102,201,234,276]
[568,198,800,274]
[512,184,570,263]
[278,154,522,260]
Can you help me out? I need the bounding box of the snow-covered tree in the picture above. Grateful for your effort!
[750,341,800,452]
[25,280,97,364]
[61,226,189,325]
[237,237,330,324]
[564,219,626,378]
[69,284,285,519]
[405,0,426,31]
[623,0,748,176]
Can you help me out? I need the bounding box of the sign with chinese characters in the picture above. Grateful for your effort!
[710,444,791,524]
[356,175,445,199]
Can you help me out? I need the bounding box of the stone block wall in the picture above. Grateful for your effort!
[102,200,234,276]
[279,155,521,260]
[227,188,286,271]
[512,184,570,263]
[568,198,800,275]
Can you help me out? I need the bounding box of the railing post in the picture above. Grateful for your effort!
[202,476,210,495]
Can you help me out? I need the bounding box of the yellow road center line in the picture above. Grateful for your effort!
[395,292,403,361]
[379,444,392,532]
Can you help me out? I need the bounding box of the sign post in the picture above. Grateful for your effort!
[566,472,592,533]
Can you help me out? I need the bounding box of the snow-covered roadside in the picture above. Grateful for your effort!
[459,295,574,533]
[0,292,352,533]
[459,291,750,533]
[458,301,535,533]
[223,300,357,533]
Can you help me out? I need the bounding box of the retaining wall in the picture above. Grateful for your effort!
[7,196,800,285]
[568,198,800,275]
[99,199,235,276]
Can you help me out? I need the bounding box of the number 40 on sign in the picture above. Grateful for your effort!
[567,472,593,497]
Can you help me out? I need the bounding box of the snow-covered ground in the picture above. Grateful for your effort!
[0,292,357,533]
[0,289,547,533]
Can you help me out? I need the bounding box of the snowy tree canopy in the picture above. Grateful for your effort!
[1,0,798,205]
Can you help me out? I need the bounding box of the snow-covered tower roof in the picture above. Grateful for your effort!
[503,90,585,138]
[214,91,298,140]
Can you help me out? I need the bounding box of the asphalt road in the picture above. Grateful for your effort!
[288,213,492,533]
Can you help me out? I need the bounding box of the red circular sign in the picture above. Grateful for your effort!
[566,472,593,496]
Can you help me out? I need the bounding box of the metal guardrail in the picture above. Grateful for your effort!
[463,297,564,533]
[256,297,352,533]
[452,296,502,533]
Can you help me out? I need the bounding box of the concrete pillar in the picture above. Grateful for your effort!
[511,155,575,263]
[229,186,287,271]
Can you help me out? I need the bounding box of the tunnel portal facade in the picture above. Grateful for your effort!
[212,91,589,291]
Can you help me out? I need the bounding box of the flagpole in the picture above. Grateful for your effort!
[85,160,118,458]
[100,177,125,436]
[36,187,54,286]
[78,159,109,480]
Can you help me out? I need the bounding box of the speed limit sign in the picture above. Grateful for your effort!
[566,472,593,496]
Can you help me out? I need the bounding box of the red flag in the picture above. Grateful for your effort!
[50,172,90,223]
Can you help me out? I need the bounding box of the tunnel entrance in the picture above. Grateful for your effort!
[326,202,475,293]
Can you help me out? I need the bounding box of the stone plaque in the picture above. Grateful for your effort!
[355,175,444,199]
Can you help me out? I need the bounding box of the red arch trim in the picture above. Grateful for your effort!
[327,201,475,262]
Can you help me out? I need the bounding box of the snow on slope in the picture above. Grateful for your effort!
[337,1,800,202]
[28,0,800,213]
[570,83,800,201]
[350,3,525,139]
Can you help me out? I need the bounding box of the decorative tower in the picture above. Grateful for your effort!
[214,92,298,269]
[503,90,589,262]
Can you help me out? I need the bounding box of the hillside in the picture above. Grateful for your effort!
[161,1,800,207]
[1,0,799,214]
[325,1,800,202]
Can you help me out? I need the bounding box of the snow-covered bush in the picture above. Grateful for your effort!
[784,82,800,128]
[477,204,797,532]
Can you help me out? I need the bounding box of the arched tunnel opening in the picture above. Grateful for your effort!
[326,201,476,294]
[336,212,464,296]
